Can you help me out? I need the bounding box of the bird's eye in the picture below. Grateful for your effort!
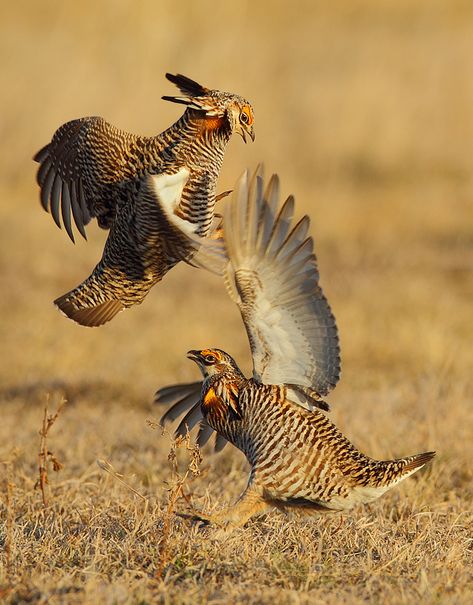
[240,111,249,124]
[204,354,217,363]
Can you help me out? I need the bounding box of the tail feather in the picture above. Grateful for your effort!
[373,450,436,492]
[375,450,436,489]
[402,451,436,475]
[54,293,123,327]
[53,268,129,328]
[345,450,435,508]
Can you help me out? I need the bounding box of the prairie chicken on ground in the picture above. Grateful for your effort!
[34,73,254,327]
[155,168,435,528]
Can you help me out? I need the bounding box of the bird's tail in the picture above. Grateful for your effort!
[349,450,435,505]
[377,450,436,487]
[53,258,159,327]
[54,276,125,328]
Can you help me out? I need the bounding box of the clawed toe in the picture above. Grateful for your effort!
[175,509,239,533]
[175,509,211,527]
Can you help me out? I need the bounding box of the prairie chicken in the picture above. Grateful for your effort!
[155,168,435,528]
[33,73,254,327]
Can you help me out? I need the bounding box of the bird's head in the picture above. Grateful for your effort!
[188,349,243,420]
[187,348,241,379]
[163,73,255,143]
[225,98,255,143]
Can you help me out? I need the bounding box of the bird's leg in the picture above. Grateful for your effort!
[208,213,224,241]
[215,190,232,202]
[184,485,270,530]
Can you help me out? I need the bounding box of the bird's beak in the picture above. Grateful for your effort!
[187,350,201,362]
[237,124,255,144]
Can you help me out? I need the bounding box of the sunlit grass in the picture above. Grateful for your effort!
[1,1,472,603]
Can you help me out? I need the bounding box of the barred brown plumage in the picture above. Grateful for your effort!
[33,73,254,327]
[184,348,434,527]
[155,169,435,528]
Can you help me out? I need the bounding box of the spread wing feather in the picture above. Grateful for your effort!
[156,382,202,406]
[155,381,229,452]
[159,391,202,425]
[223,170,340,395]
[154,166,340,455]
[34,116,148,242]
[174,403,204,437]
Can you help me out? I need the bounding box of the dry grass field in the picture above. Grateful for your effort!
[1,1,472,603]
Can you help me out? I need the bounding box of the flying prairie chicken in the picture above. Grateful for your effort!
[33,73,254,327]
[155,168,435,528]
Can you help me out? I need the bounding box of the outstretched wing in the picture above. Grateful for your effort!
[155,167,340,450]
[223,169,340,396]
[34,116,148,242]
[155,381,229,452]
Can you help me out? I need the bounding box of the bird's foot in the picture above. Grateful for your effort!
[175,509,211,527]
[176,508,241,534]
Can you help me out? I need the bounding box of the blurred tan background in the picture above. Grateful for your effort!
[1,0,472,423]
[1,3,472,600]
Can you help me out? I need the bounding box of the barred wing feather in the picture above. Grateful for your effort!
[154,166,340,452]
[224,170,340,396]
[34,117,146,242]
